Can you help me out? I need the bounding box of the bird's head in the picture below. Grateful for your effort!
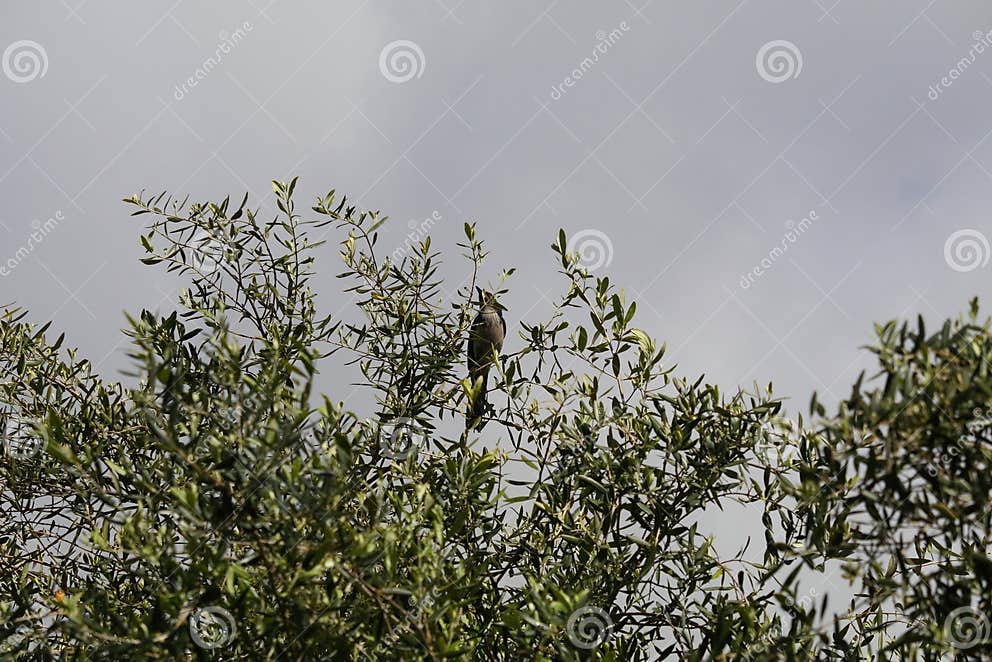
[476,287,507,312]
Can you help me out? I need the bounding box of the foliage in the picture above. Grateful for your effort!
[0,179,988,660]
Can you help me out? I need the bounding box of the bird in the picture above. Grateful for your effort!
[466,288,506,426]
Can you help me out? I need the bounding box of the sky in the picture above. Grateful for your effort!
[3,1,992,420]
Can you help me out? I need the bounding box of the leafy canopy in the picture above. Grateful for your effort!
[0,179,990,660]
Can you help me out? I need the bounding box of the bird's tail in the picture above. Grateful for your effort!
[466,370,489,429]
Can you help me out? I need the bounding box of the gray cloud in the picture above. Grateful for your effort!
[1,0,990,420]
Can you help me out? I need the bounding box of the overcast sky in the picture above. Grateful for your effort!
[4,1,992,423]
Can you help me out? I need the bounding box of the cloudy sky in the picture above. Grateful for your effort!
[3,1,992,423]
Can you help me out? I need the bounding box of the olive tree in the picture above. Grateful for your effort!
[0,179,987,660]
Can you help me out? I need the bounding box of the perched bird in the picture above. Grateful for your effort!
[466,288,506,425]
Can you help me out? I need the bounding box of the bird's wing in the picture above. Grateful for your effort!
[467,314,484,373]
